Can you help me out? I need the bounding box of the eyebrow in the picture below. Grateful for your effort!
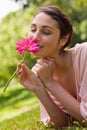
[31,23,54,30]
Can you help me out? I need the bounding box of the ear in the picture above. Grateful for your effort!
[59,34,70,47]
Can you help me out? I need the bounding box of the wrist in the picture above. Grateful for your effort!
[33,83,46,94]
[33,85,48,100]
[45,78,56,89]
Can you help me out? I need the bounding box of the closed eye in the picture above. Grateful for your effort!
[30,28,36,32]
[42,30,51,35]
[30,24,37,32]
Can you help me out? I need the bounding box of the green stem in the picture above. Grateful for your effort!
[22,52,26,62]
[3,52,26,92]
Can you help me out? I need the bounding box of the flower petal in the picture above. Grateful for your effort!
[16,38,40,54]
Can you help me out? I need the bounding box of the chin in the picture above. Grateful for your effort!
[31,53,47,59]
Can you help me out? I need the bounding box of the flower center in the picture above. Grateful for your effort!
[25,46,30,51]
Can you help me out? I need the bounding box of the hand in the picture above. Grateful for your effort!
[17,61,44,92]
[31,58,55,87]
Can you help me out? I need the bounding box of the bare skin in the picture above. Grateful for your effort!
[17,61,69,127]
[17,12,84,127]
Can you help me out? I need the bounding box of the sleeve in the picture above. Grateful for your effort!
[80,67,87,119]
[78,43,87,119]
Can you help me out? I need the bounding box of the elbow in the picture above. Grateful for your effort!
[51,116,69,128]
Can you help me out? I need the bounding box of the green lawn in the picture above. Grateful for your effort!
[0,84,38,121]
[0,84,87,130]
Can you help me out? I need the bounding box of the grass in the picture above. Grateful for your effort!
[0,83,87,130]
[0,84,38,121]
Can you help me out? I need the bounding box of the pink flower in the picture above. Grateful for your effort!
[16,38,40,54]
[3,38,40,92]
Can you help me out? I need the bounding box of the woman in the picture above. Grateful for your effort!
[17,5,87,128]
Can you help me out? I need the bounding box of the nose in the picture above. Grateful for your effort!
[32,30,40,41]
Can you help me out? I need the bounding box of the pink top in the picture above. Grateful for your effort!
[40,42,87,125]
[72,42,87,119]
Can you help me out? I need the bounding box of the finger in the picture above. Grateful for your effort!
[17,68,23,75]
[37,58,54,66]
[22,63,30,71]
[37,58,48,64]
[36,60,48,67]
[38,57,54,62]
[17,63,30,75]
[31,67,38,76]
[38,61,53,70]
[17,60,23,69]
[34,63,42,68]
[21,63,34,76]
[18,71,26,84]
[46,57,54,62]
[31,63,42,72]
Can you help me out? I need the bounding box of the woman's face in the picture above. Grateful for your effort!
[28,12,61,58]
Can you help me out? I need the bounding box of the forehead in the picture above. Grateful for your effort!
[32,12,58,28]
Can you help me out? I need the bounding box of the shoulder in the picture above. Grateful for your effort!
[71,42,87,61]
[70,42,87,83]
[73,42,87,53]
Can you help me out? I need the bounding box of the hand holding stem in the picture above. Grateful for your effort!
[3,52,26,92]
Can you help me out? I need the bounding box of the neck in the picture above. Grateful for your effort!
[53,50,72,74]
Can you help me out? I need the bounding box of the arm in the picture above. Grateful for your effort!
[17,61,68,127]
[34,85,69,127]
[32,58,84,122]
[46,80,84,122]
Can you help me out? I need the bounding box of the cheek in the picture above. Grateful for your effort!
[43,37,57,45]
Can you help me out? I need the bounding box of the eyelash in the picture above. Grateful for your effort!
[30,29,36,32]
[43,32,51,35]
[30,29,51,35]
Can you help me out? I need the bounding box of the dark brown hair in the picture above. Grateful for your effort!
[35,5,73,50]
